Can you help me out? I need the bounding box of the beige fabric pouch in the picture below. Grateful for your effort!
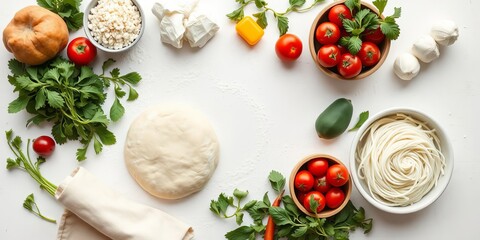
[55,167,194,240]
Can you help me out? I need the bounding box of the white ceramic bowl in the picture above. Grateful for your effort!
[83,0,145,53]
[349,107,454,214]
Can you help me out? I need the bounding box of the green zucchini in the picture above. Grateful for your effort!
[315,98,353,139]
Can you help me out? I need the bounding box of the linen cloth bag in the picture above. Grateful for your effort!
[55,167,194,240]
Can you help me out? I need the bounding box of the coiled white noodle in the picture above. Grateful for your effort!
[356,113,446,206]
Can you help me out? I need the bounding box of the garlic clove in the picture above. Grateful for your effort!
[393,53,421,81]
[411,35,440,63]
[431,20,459,46]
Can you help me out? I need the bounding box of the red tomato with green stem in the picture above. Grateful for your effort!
[303,191,326,213]
[363,27,385,44]
[317,44,341,68]
[67,37,97,66]
[358,42,381,67]
[315,22,341,45]
[307,158,329,177]
[326,164,349,187]
[325,187,346,209]
[313,176,331,194]
[275,33,303,61]
[294,170,315,192]
[32,136,56,157]
[337,53,362,79]
[328,4,352,28]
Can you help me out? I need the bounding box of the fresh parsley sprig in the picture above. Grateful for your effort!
[227,0,325,36]
[341,0,401,55]
[37,0,84,31]
[210,170,373,240]
[7,57,142,161]
[6,130,58,223]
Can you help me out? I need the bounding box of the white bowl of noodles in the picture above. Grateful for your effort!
[350,107,453,214]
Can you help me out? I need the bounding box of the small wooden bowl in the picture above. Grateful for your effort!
[289,154,352,218]
[309,0,391,80]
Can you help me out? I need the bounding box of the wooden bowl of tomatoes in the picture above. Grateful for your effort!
[309,0,391,80]
[289,154,352,218]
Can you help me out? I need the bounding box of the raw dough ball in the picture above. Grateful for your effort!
[124,104,219,199]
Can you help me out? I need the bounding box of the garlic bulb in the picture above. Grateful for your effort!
[393,53,420,81]
[431,20,459,46]
[411,35,440,63]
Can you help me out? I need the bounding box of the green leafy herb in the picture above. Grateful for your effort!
[37,0,84,31]
[7,57,142,161]
[23,194,56,223]
[349,111,369,131]
[5,130,58,223]
[341,0,401,54]
[210,171,373,240]
[226,0,325,36]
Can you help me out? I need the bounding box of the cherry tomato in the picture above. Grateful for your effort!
[32,136,56,157]
[328,4,352,28]
[315,22,341,45]
[313,176,331,194]
[307,158,329,177]
[363,27,385,44]
[358,42,381,67]
[325,187,346,209]
[326,164,349,187]
[67,37,97,66]
[317,44,341,68]
[275,33,303,61]
[296,191,308,204]
[294,170,315,192]
[337,53,362,79]
[303,191,326,213]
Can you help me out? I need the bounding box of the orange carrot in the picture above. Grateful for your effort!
[264,190,285,240]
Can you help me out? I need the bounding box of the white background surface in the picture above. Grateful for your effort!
[0,0,478,239]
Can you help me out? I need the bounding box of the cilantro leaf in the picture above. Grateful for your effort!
[372,0,387,15]
[8,59,26,76]
[225,226,255,240]
[341,35,362,55]
[254,0,266,8]
[233,189,248,200]
[349,111,369,131]
[127,87,139,101]
[253,12,268,29]
[227,7,244,21]
[121,72,142,84]
[45,90,65,108]
[76,145,88,161]
[94,125,116,145]
[93,136,103,154]
[8,95,31,113]
[276,15,289,36]
[380,19,400,40]
[268,170,285,193]
[289,0,306,8]
[268,206,294,226]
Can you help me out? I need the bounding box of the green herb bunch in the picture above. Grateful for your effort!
[340,0,401,55]
[210,171,372,240]
[227,0,325,36]
[37,0,84,31]
[6,130,58,223]
[7,57,142,161]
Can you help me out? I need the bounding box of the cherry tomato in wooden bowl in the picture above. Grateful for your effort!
[308,0,391,80]
[289,154,351,218]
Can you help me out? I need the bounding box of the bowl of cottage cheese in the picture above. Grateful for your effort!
[84,0,145,52]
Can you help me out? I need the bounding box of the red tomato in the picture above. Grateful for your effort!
[67,37,97,66]
[325,188,346,209]
[363,27,385,44]
[307,158,329,177]
[313,176,331,194]
[328,4,352,28]
[294,170,315,192]
[317,44,341,68]
[32,136,56,157]
[296,191,308,204]
[358,42,381,67]
[303,191,326,213]
[315,22,341,45]
[275,33,303,61]
[337,53,362,79]
[326,164,349,187]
